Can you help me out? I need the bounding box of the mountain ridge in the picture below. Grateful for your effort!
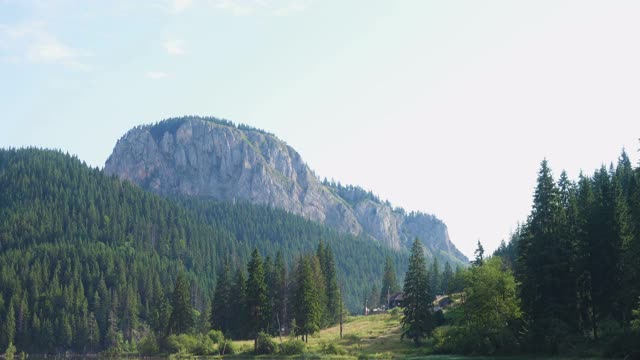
[105,116,468,265]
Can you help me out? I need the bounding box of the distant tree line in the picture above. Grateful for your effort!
[144,116,274,142]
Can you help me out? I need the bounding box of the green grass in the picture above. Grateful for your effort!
[226,314,611,359]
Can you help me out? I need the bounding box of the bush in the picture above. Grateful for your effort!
[207,329,224,344]
[138,335,159,355]
[279,339,306,355]
[433,323,520,355]
[5,342,16,360]
[164,334,198,354]
[256,332,277,354]
[389,307,402,317]
[323,342,346,355]
[193,335,216,355]
[218,338,235,355]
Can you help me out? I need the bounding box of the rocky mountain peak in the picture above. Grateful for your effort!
[105,116,469,265]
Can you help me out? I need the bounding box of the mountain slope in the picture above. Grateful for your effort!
[105,116,468,265]
[0,148,407,352]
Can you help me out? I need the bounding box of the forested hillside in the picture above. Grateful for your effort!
[0,148,407,353]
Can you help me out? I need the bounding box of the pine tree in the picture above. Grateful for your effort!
[401,238,434,345]
[292,256,322,342]
[2,303,16,349]
[367,284,380,310]
[230,269,247,339]
[87,312,100,352]
[318,243,339,324]
[588,166,627,337]
[245,249,267,353]
[272,252,287,337]
[473,240,484,267]
[211,262,232,334]
[168,272,193,334]
[623,162,640,327]
[430,257,440,295]
[380,256,400,308]
[518,160,577,350]
[575,172,596,336]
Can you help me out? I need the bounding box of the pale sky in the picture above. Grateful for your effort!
[2,0,640,258]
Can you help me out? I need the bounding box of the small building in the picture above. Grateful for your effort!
[389,292,404,309]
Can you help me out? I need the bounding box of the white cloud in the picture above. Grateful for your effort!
[211,0,309,16]
[173,0,193,12]
[164,39,186,55]
[145,71,169,79]
[212,0,264,16]
[0,22,92,70]
[272,0,310,16]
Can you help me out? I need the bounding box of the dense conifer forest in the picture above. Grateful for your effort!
[0,148,407,353]
[465,150,640,356]
[395,151,640,358]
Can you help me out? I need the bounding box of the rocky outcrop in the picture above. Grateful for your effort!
[105,117,468,265]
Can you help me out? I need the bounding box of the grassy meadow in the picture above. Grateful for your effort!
[226,313,609,359]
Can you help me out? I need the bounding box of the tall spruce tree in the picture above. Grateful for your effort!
[556,170,580,329]
[575,172,596,335]
[292,256,322,342]
[318,242,339,324]
[272,252,287,337]
[380,256,400,308]
[517,160,567,350]
[473,240,485,267]
[245,249,267,353]
[401,238,434,345]
[430,257,441,295]
[230,269,247,339]
[211,262,232,334]
[588,166,627,336]
[168,272,193,335]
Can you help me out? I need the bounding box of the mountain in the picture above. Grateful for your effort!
[105,116,468,265]
[0,148,406,352]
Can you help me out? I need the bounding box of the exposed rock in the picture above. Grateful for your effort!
[105,116,468,265]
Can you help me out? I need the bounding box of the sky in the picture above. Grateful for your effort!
[2,0,640,259]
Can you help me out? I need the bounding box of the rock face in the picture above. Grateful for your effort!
[105,117,468,265]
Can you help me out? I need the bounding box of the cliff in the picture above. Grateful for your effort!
[105,116,468,265]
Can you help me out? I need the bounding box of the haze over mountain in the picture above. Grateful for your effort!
[105,116,468,265]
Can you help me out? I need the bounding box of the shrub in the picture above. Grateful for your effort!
[279,339,306,355]
[193,334,216,355]
[323,342,346,355]
[5,342,16,360]
[207,329,224,344]
[432,326,461,354]
[389,307,402,317]
[256,332,277,354]
[138,335,159,355]
[164,334,198,354]
[218,338,235,355]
